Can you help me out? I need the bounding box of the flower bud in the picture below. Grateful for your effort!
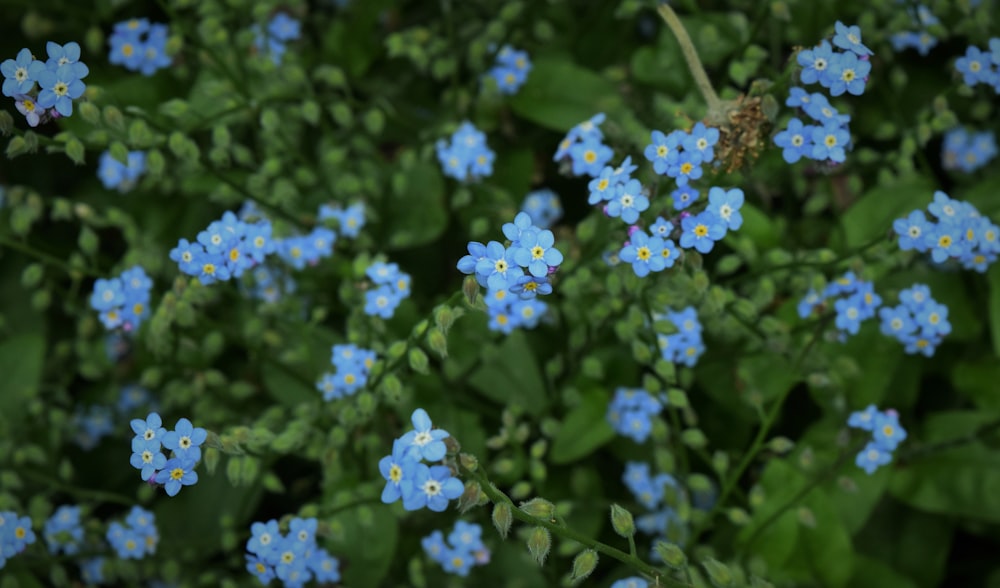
[520,497,555,520]
[655,541,687,569]
[526,526,551,566]
[702,558,734,587]
[570,549,599,583]
[492,502,512,539]
[609,504,635,538]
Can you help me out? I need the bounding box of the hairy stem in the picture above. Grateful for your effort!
[656,3,723,117]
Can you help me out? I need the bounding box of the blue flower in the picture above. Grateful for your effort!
[1,48,38,97]
[955,46,994,88]
[679,211,726,254]
[43,506,83,555]
[620,231,666,278]
[130,437,166,481]
[90,278,125,312]
[247,519,280,559]
[364,284,402,318]
[269,13,301,41]
[380,438,419,504]
[670,185,699,210]
[520,189,562,229]
[475,241,522,290]
[510,275,552,299]
[45,42,89,79]
[706,187,744,231]
[827,51,871,96]
[154,457,198,496]
[847,405,880,431]
[568,137,613,177]
[399,408,451,462]
[606,179,649,224]
[797,289,822,319]
[855,441,891,475]
[247,554,276,584]
[878,306,917,338]
[81,558,106,584]
[774,118,815,164]
[587,166,619,204]
[893,210,932,252]
[667,151,703,186]
[35,64,86,117]
[786,87,812,107]
[797,40,836,86]
[644,130,681,174]
[810,122,849,163]
[403,464,464,512]
[161,417,207,462]
[872,411,907,451]
[683,122,720,162]
[832,21,873,56]
[456,241,486,275]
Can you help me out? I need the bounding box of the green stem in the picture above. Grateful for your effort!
[691,314,831,542]
[0,234,99,278]
[21,469,137,506]
[656,3,723,118]
[899,417,1000,462]
[464,465,691,587]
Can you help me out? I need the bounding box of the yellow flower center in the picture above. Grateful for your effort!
[694,224,708,237]
[170,467,184,480]
[122,44,134,57]
[656,145,667,157]
[389,464,402,482]
[531,245,545,259]
[938,235,952,248]
[583,150,597,163]
[53,82,68,97]
[680,162,693,174]
[824,135,837,148]
[637,246,651,261]
[203,263,216,275]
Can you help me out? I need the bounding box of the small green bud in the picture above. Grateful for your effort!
[688,473,712,493]
[381,374,403,403]
[727,508,749,525]
[459,452,478,472]
[408,348,429,375]
[520,497,555,520]
[330,103,353,127]
[241,456,260,483]
[667,387,689,408]
[386,340,408,362]
[146,149,166,176]
[463,275,480,305]
[363,109,385,135]
[301,101,321,125]
[655,541,687,569]
[0,110,14,134]
[768,436,794,454]
[681,428,708,450]
[797,506,816,528]
[509,481,532,500]
[702,558,734,587]
[526,526,551,566]
[226,456,243,486]
[204,447,220,475]
[65,138,85,164]
[78,101,100,125]
[434,305,460,332]
[712,451,730,475]
[570,549,599,583]
[77,227,99,256]
[411,319,430,338]
[529,439,547,460]
[609,504,636,538]
[7,136,28,158]
[492,501,512,539]
[103,105,125,130]
[427,328,448,359]
[21,264,44,288]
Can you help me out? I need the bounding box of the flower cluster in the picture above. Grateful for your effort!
[319,202,366,238]
[848,405,907,474]
[486,45,531,95]
[655,306,705,367]
[89,266,153,332]
[554,113,612,177]
[893,191,999,272]
[364,261,412,319]
[129,412,205,496]
[773,88,853,164]
[879,284,950,357]
[275,226,337,270]
[678,187,744,255]
[243,265,296,304]
[98,150,147,192]
[43,506,84,555]
[379,409,463,512]
[109,19,171,76]
[316,343,376,401]
[955,39,1000,93]
[941,127,997,173]
[622,463,686,547]
[590,157,648,224]
[619,226,680,278]
[889,4,939,56]
[245,517,341,586]
[797,22,872,96]
[644,122,720,188]
[253,13,301,65]
[106,506,158,559]
[2,42,88,126]
[170,211,275,284]
[799,272,881,338]
[422,521,491,577]
[606,388,664,443]
[0,511,36,570]
[436,121,495,181]
[457,212,563,333]
[520,188,563,229]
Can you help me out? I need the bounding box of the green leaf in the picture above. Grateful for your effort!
[260,361,317,409]
[468,330,548,413]
[889,411,1000,522]
[848,555,920,588]
[739,459,804,573]
[988,263,1000,357]
[326,506,398,587]
[549,387,616,464]
[0,333,44,434]
[508,57,626,132]
[839,175,935,248]
[384,160,447,249]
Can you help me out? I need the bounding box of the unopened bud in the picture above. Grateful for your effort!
[458,452,478,472]
[702,558,734,587]
[526,526,551,566]
[520,497,555,520]
[655,541,687,569]
[569,549,598,583]
[609,504,635,538]
[492,502,512,539]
